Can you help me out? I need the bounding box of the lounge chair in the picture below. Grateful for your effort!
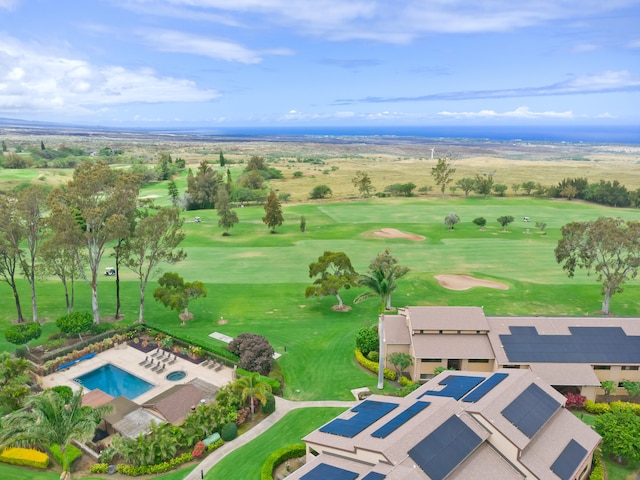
[151,361,162,372]
[201,359,210,367]
[138,356,149,366]
[150,348,161,358]
[157,363,166,374]
[145,359,155,369]
[208,360,217,369]
[215,364,223,371]
[157,350,168,361]
[168,354,177,365]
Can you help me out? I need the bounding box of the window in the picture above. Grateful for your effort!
[468,359,490,363]
[421,359,442,363]
[621,366,639,371]
[593,366,611,370]
[503,365,521,369]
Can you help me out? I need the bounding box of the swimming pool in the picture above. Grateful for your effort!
[74,364,154,400]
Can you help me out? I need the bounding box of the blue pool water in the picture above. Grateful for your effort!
[74,364,154,400]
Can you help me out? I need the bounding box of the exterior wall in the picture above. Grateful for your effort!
[417,360,446,381]
[305,443,384,466]
[580,386,597,402]
[594,366,640,396]
[460,359,495,372]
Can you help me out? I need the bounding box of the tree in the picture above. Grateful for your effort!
[521,181,536,195]
[262,191,284,233]
[352,171,373,198]
[49,161,140,323]
[186,160,222,210]
[456,178,475,198]
[1,140,6,152]
[368,248,410,311]
[299,216,307,233]
[40,140,45,150]
[5,322,41,352]
[309,184,332,199]
[600,380,617,401]
[355,327,378,356]
[595,407,640,465]
[512,183,521,195]
[555,217,640,314]
[305,251,358,311]
[121,206,186,323]
[55,311,93,341]
[0,389,112,480]
[431,156,456,199]
[621,380,640,402]
[168,180,179,207]
[15,185,48,323]
[354,267,399,313]
[497,215,515,231]
[493,184,508,197]
[0,197,24,322]
[387,352,413,379]
[219,150,226,167]
[153,272,207,325]
[444,212,460,230]
[228,333,275,375]
[231,372,272,421]
[474,173,494,197]
[216,188,239,235]
[473,217,487,230]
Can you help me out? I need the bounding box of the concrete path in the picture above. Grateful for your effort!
[182,397,357,480]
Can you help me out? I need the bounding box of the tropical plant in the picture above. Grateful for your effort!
[231,372,272,420]
[0,389,112,480]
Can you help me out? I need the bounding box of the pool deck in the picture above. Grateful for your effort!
[41,344,234,405]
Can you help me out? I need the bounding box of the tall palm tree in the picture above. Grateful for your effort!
[0,388,112,480]
[232,372,272,421]
[354,267,398,390]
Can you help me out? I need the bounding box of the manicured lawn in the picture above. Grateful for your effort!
[1,197,639,400]
[0,463,102,480]
[204,407,346,480]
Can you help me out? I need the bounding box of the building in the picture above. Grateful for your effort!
[290,369,600,480]
[383,306,640,400]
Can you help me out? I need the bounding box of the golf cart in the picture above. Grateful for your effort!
[104,267,116,276]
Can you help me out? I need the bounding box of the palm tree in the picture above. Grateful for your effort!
[0,388,112,480]
[232,372,272,421]
[354,267,398,390]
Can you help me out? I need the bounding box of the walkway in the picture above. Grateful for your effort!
[182,396,357,480]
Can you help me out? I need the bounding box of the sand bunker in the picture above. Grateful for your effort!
[370,228,425,241]
[435,274,508,291]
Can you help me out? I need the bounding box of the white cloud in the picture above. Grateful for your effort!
[281,109,427,121]
[0,35,218,116]
[0,0,19,10]
[138,29,292,63]
[437,106,575,119]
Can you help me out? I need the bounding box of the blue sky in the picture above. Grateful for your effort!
[0,0,638,127]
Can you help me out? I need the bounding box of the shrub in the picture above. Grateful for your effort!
[191,441,206,459]
[309,184,332,199]
[355,349,396,381]
[263,392,276,415]
[367,350,379,362]
[56,311,94,338]
[589,452,604,480]
[565,392,586,409]
[585,400,611,415]
[50,385,73,403]
[207,439,224,452]
[48,443,82,468]
[355,327,378,357]
[228,333,274,375]
[5,322,42,348]
[236,368,281,394]
[260,443,306,480]
[116,452,192,476]
[90,463,109,474]
[399,376,415,387]
[221,422,238,441]
[0,447,49,469]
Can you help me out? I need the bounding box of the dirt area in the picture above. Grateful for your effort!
[370,228,425,241]
[435,274,509,291]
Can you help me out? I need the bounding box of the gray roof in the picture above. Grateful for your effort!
[383,314,411,345]
[142,384,204,425]
[529,363,601,387]
[102,396,139,427]
[406,306,489,331]
[112,408,165,439]
[412,333,494,359]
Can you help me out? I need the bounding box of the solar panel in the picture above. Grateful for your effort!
[361,473,386,480]
[462,373,508,403]
[371,401,430,438]
[420,375,484,400]
[501,384,560,438]
[319,400,399,438]
[301,463,359,480]
[551,439,588,480]
[500,325,640,363]
[408,415,483,480]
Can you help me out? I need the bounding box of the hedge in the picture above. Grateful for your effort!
[115,452,192,476]
[585,400,640,415]
[399,376,415,387]
[260,443,306,480]
[355,349,396,381]
[0,447,49,469]
[589,451,604,480]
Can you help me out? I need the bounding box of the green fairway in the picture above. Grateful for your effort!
[1,196,639,401]
[204,407,346,480]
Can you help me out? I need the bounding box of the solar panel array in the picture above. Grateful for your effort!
[301,463,359,480]
[501,383,561,438]
[500,325,640,363]
[462,373,508,403]
[551,439,588,480]
[419,375,484,400]
[319,400,399,438]
[408,415,483,480]
[361,473,386,480]
[371,401,430,438]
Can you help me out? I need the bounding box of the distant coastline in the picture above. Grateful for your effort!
[1,118,638,145]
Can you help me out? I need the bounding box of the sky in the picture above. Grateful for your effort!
[0,0,639,128]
